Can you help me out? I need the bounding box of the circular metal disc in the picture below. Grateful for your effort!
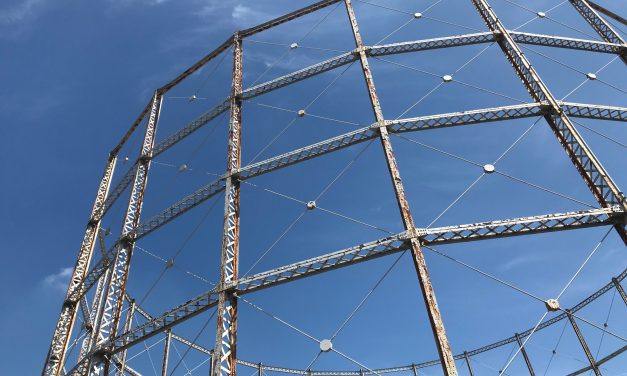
[586,72,597,80]
[442,74,453,82]
[320,339,333,352]
[483,164,495,173]
[414,12,422,19]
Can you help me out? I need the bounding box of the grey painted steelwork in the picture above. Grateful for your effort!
[120,268,627,376]
[88,92,163,376]
[515,333,536,375]
[567,310,601,376]
[568,345,627,376]
[568,0,627,63]
[46,0,627,374]
[471,0,627,244]
[583,0,627,26]
[100,207,621,354]
[43,156,117,376]
[463,352,474,376]
[160,330,171,376]
[612,277,627,306]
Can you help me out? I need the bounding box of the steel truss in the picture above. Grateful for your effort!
[109,269,627,376]
[79,207,623,355]
[44,0,627,375]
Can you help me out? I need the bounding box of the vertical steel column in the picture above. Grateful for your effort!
[343,1,457,374]
[43,155,117,376]
[568,0,627,63]
[211,33,243,376]
[411,363,418,376]
[514,333,536,375]
[470,0,627,244]
[257,363,263,376]
[90,91,163,375]
[566,310,601,376]
[116,301,136,376]
[161,330,172,376]
[80,230,112,361]
[611,278,627,306]
[463,352,474,376]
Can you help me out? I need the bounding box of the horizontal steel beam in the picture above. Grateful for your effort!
[240,0,342,37]
[134,103,545,237]
[561,102,627,122]
[122,266,627,376]
[103,99,230,214]
[368,32,495,56]
[242,32,622,101]
[510,31,624,54]
[101,207,622,354]
[82,102,625,304]
[420,206,624,244]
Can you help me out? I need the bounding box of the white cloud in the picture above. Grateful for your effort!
[43,267,73,291]
[0,0,45,26]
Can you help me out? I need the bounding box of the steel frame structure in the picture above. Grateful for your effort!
[43,0,627,375]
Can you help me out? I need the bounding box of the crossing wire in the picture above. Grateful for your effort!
[572,119,627,150]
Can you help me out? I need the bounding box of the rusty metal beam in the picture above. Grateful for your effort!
[211,33,243,376]
[343,0,457,374]
[568,0,627,63]
[471,0,627,244]
[115,301,136,376]
[42,156,117,376]
[87,91,163,375]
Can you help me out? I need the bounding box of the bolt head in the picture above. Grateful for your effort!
[483,164,495,173]
[179,164,188,172]
[297,109,306,117]
[320,339,333,352]
[537,11,546,18]
[189,95,198,101]
[442,74,453,82]
[414,12,422,19]
[586,72,597,80]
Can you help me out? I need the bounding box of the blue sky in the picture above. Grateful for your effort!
[1,0,626,375]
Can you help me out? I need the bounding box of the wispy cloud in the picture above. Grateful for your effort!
[498,254,544,272]
[0,0,44,25]
[43,267,72,291]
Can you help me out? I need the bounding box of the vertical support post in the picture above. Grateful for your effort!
[343,1,458,374]
[161,330,172,376]
[89,91,163,375]
[463,352,474,376]
[211,33,243,376]
[568,0,627,63]
[514,333,536,376]
[611,278,627,306]
[470,0,627,244]
[116,301,136,376]
[43,155,117,376]
[566,310,601,376]
[80,230,112,360]
[411,363,418,376]
[257,363,263,376]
